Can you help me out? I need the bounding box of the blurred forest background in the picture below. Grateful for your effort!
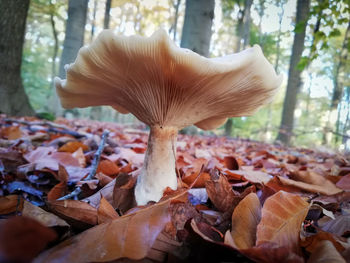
[0,0,349,150]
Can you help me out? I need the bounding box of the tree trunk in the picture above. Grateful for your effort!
[52,0,88,115]
[104,0,112,29]
[276,0,310,145]
[323,20,350,145]
[180,0,215,57]
[169,0,181,41]
[0,0,34,116]
[90,0,98,42]
[242,0,253,49]
[49,0,59,106]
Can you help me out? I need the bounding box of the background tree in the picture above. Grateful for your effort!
[50,0,88,115]
[0,0,34,116]
[276,0,310,145]
[180,0,215,57]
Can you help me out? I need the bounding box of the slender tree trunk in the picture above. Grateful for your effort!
[51,0,88,115]
[90,0,98,41]
[170,0,181,41]
[274,0,285,73]
[324,20,350,145]
[276,0,310,145]
[242,0,253,49]
[104,0,112,29]
[0,0,34,116]
[49,0,59,103]
[180,0,215,57]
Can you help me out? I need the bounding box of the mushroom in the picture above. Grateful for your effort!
[55,29,282,205]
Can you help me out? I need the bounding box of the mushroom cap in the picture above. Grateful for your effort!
[55,29,282,130]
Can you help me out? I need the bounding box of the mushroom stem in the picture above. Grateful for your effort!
[135,125,178,205]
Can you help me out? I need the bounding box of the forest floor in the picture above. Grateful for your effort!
[0,115,349,263]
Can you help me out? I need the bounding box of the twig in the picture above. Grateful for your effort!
[85,130,110,180]
[57,187,82,201]
[55,130,110,200]
[4,118,86,138]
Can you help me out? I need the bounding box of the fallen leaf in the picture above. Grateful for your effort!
[0,216,57,263]
[301,231,345,253]
[97,159,120,176]
[182,172,210,188]
[22,201,69,228]
[256,191,309,255]
[277,176,342,195]
[113,173,136,214]
[321,215,350,237]
[35,196,174,262]
[336,174,350,190]
[229,193,261,249]
[307,240,346,263]
[226,170,272,184]
[0,195,24,215]
[48,200,98,226]
[205,173,241,214]
[0,125,22,140]
[47,181,67,201]
[289,170,343,195]
[97,196,119,224]
[58,141,88,153]
[95,172,113,187]
[72,147,86,167]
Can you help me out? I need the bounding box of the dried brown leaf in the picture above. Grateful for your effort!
[48,200,98,226]
[307,240,346,263]
[35,195,175,262]
[0,195,23,214]
[229,193,261,249]
[256,191,309,255]
[205,173,240,213]
[58,141,88,153]
[98,196,119,224]
[0,216,57,263]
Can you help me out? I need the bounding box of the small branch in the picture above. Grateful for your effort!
[57,187,82,201]
[56,130,110,201]
[4,118,86,138]
[85,130,110,181]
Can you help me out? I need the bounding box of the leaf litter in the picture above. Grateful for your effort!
[0,116,349,262]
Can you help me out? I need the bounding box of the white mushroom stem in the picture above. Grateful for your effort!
[135,125,178,205]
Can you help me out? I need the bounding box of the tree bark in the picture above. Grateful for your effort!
[0,0,34,116]
[242,0,253,49]
[276,0,310,145]
[180,0,215,57]
[104,0,112,29]
[323,20,350,145]
[52,0,88,115]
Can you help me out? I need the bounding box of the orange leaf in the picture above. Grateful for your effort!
[229,193,261,249]
[58,141,88,153]
[47,181,67,201]
[182,172,210,188]
[98,196,119,224]
[49,200,98,226]
[0,195,23,214]
[1,126,22,140]
[0,216,57,263]
[35,196,174,262]
[256,191,309,255]
[97,159,120,176]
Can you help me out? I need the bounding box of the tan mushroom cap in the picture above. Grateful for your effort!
[55,29,282,130]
